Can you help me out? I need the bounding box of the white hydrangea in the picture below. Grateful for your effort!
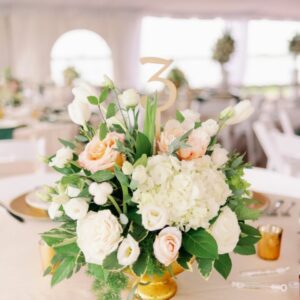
[132,155,232,231]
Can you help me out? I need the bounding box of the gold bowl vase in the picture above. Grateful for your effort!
[130,260,193,300]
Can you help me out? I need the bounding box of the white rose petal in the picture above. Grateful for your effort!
[117,235,140,266]
[210,207,241,254]
[67,186,81,198]
[122,161,134,175]
[68,100,91,126]
[153,227,182,266]
[49,147,73,168]
[118,89,140,107]
[211,145,229,167]
[141,204,168,231]
[77,210,123,265]
[63,198,89,220]
[48,202,63,220]
[201,119,219,137]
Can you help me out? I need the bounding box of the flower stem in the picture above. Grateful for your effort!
[108,195,122,215]
[97,104,108,127]
[112,87,128,130]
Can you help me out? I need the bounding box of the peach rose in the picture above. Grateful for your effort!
[78,132,125,173]
[153,227,182,266]
[158,120,210,160]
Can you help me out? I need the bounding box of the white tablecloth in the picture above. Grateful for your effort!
[0,171,299,300]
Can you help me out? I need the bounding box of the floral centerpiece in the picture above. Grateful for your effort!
[167,67,188,89]
[289,34,300,90]
[63,66,80,86]
[41,73,259,300]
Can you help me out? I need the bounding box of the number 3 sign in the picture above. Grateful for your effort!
[140,57,177,137]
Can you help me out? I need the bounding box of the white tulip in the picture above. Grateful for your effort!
[211,145,229,167]
[201,119,219,137]
[210,207,241,254]
[122,161,134,175]
[140,204,168,231]
[72,82,97,103]
[67,186,81,198]
[48,202,63,220]
[222,100,254,125]
[118,89,140,107]
[49,147,73,168]
[63,198,89,220]
[77,210,123,264]
[68,99,91,127]
[88,182,113,205]
[117,235,140,266]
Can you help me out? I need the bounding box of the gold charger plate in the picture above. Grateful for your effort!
[249,191,270,212]
[9,193,49,220]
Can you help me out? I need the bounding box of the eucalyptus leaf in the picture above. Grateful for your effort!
[99,86,110,104]
[58,138,75,149]
[89,170,114,182]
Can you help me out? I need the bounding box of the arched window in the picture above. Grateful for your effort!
[51,29,113,85]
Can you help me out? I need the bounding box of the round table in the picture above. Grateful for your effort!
[0,170,298,300]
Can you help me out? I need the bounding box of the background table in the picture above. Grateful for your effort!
[0,170,299,300]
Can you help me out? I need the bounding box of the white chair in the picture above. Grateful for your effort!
[253,121,300,177]
[0,139,46,178]
[277,107,294,136]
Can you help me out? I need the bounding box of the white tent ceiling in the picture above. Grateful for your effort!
[1,0,300,20]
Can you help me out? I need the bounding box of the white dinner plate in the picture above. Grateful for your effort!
[25,188,50,210]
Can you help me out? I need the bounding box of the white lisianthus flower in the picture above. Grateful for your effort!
[72,82,97,103]
[67,186,81,198]
[132,165,148,185]
[118,89,140,108]
[153,227,182,266]
[103,74,114,88]
[117,235,140,266]
[222,100,254,125]
[48,202,63,219]
[49,147,73,168]
[122,161,134,175]
[140,204,168,231]
[201,119,219,137]
[77,210,123,265]
[88,182,113,205]
[68,99,91,127]
[63,198,89,220]
[181,109,200,130]
[210,207,241,254]
[211,144,229,167]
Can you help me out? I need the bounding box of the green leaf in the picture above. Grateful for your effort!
[53,166,76,175]
[168,129,192,154]
[89,170,114,182]
[129,223,148,242]
[87,264,106,280]
[54,242,80,256]
[214,254,232,279]
[234,244,256,255]
[102,251,124,271]
[58,138,75,149]
[143,96,157,150]
[106,102,118,119]
[99,123,108,140]
[177,248,193,270]
[99,86,110,104]
[183,229,218,259]
[88,96,99,105]
[114,165,129,186]
[132,251,148,276]
[238,236,261,246]
[75,134,89,143]
[194,121,201,129]
[43,266,52,276]
[196,257,214,279]
[135,132,152,160]
[239,223,261,237]
[176,110,185,123]
[127,207,142,225]
[111,124,125,134]
[234,205,260,220]
[51,256,75,286]
[133,154,148,168]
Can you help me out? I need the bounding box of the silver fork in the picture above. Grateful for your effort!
[281,201,296,217]
[267,199,284,216]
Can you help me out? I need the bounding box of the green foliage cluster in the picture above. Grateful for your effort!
[212,32,235,64]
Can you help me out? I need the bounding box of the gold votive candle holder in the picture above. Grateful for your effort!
[257,225,283,260]
[39,240,56,273]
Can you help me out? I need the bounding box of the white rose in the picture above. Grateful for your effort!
[153,227,182,266]
[132,165,148,185]
[211,145,229,167]
[117,235,140,266]
[223,100,254,125]
[118,89,140,107]
[140,204,168,231]
[210,207,241,254]
[67,186,81,198]
[201,119,219,137]
[49,147,73,168]
[77,210,123,264]
[63,198,89,220]
[72,82,97,103]
[122,161,134,175]
[89,182,113,205]
[68,99,91,127]
[48,202,63,219]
